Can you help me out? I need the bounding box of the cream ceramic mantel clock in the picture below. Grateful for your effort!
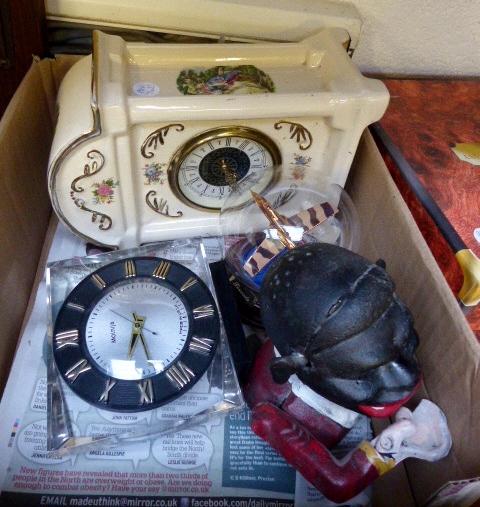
[48,29,389,249]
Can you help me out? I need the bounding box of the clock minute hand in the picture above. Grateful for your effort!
[127,313,151,360]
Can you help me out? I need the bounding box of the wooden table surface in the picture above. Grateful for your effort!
[376,79,480,339]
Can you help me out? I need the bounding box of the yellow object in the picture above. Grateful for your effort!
[451,143,480,166]
[456,249,480,306]
[359,441,395,475]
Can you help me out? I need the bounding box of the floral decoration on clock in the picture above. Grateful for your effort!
[143,162,167,185]
[91,178,119,205]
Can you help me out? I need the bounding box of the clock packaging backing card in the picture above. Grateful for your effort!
[45,238,244,455]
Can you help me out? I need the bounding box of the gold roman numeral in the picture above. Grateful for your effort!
[189,336,214,354]
[138,379,154,405]
[125,259,136,277]
[166,362,195,388]
[98,378,117,403]
[180,277,198,292]
[153,260,171,279]
[66,359,91,382]
[66,302,85,312]
[92,273,106,289]
[55,329,79,349]
[193,304,215,319]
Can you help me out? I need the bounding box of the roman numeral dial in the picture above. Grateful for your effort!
[52,255,220,412]
[169,126,281,211]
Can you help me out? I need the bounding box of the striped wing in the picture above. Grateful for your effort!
[243,201,339,277]
[287,201,338,231]
[243,237,285,277]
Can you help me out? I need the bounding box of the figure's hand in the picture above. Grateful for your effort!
[371,399,452,464]
[127,313,151,360]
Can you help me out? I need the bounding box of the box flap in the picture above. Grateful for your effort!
[0,55,82,395]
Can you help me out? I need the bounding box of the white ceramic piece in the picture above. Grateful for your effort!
[48,30,389,249]
[372,399,452,464]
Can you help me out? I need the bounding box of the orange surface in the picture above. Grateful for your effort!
[380,79,480,258]
[378,79,480,339]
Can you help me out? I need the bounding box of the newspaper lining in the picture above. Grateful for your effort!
[0,223,372,507]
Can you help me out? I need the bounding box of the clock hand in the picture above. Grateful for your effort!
[110,309,158,335]
[220,159,237,188]
[138,331,152,361]
[127,315,141,359]
[127,313,152,360]
[127,329,152,360]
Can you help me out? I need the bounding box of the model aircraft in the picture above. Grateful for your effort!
[243,191,339,277]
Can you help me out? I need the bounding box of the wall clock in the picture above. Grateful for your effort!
[48,30,389,249]
[52,255,220,412]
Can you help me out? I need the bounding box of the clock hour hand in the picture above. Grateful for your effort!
[127,313,151,360]
[220,159,238,188]
[110,309,158,335]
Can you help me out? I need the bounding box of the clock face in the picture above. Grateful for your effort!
[85,281,190,380]
[52,257,220,412]
[168,126,281,211]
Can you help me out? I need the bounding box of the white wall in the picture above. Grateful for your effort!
[349,0,479,77]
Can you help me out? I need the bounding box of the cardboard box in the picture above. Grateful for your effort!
[1,55,479,506]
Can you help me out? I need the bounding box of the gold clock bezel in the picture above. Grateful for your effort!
[167,126,282,212]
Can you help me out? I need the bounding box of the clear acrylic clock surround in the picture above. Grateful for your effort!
[46,238,244,455]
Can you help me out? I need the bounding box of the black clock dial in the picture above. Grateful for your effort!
[52,257,220,412]
[198,147,250,187]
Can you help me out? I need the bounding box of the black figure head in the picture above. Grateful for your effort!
[259,242,421,417]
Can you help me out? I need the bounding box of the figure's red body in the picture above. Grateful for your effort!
[245,340,387,504]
